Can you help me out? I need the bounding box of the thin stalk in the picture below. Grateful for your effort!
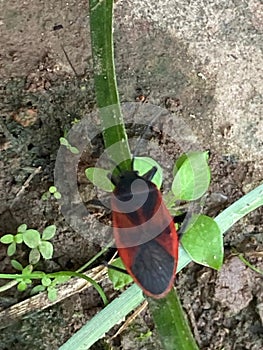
[89,0,131,169]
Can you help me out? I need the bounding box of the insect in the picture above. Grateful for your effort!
[110,160,178,299]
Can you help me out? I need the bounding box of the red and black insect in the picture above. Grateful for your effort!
[110,160,178,299]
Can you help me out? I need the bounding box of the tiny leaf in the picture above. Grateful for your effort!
[59,137,69,146]
[22,264,34,274]
[23,229,41,248]
[49,186,57,194]
[11,259,23,271]
[41,192,51,200]
[39,241,53,259]
[29,248,41,264]
[69,146,80,154]
[42,225,56,240]
[53,191,61,199]
[0,234,14,244]
[108,258,133,290]
[17,224,27,233]
[47,286,57,301]
[7,242,16,256]
[14,233,23,244]
[41,277,52,287]
[17,281,27,292]
[31,285,46,295]
[181,214,223,270]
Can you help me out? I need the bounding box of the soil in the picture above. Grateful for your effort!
[0,1,262,350]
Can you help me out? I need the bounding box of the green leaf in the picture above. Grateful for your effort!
[181,214,223,270]
[0,234,14,244]
[14,233,23,244]
[85,167,114,192]
[17,281,27,292]
[7,242,16,256]
[17,224,27,233]
[108,258,133,290]
[29,248,41,264]
[69,146,80,154]
[59,137,69,146]
[47,286,57,301]
[133,156,163,189]
[49,186,57,194]
[11,259,23,271]
[23,229,41,248]
[39,241,53,259]
[22,264,33,274]
[41,277,52,287]
[172,151,210,201]
[31,285,46,295]
[42,225,56,240]
[41,191,51,200]
[53,191,62,199]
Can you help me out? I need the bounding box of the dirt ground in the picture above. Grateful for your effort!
[0,0,263,349]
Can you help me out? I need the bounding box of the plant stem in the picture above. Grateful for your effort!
[89,0,131,169]
[148,289,199,350]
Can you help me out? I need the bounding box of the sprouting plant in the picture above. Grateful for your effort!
[0,224,108,303]
[59,136,79,154]
[0,224,56,264]
[42,186,62,200]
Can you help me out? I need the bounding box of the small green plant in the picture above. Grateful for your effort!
[42,185,62,200]
[0,224,56,264]
[59,136,79,154]
[10,260,70,301]
[0,224,108,303]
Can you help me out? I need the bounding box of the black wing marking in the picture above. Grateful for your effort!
[131,239,175,295]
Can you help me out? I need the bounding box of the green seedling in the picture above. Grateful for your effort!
[59,136,79,154]
[0,224,56,264]
[42,186,61,200]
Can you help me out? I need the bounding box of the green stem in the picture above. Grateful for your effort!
[148,289,199,350]
[89,0,131,169]
[0,271,108,305]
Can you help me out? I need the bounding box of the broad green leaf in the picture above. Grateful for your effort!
[0,234,14,244]
[14,233,23,244]
[108,258,133,290]
[42,225,56,240]
[11,259,23,271]
[29,248,41,264]
[181,214,223,270]
[85,167,114,192]
[7,242,16,256]
[39,241,53,259]
[172,151,210,201]
[133,156,163,189]
[17,224,27,233]
[23,229,41,248]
